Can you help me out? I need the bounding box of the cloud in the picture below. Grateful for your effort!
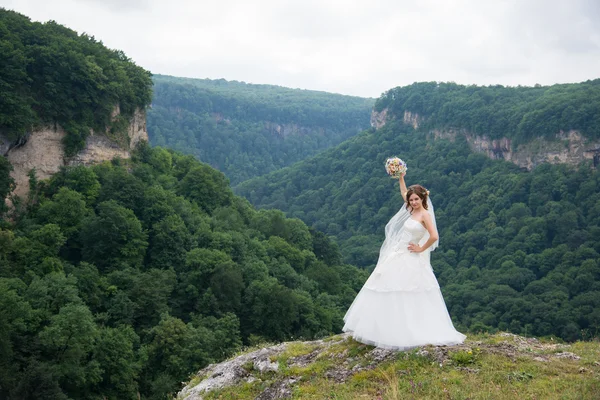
[77,0,153,12]
[1,0,599,97]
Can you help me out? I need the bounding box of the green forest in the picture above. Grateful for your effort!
[2,6,600,399]
[375,80,600,143]
[0,143,367,399]
[236,118,600,342]
[147,75,374,184]
[0,9,153,156]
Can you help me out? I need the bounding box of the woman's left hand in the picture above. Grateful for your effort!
[408,243,422,253]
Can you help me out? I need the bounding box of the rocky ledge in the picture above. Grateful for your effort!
[177,332,599,400]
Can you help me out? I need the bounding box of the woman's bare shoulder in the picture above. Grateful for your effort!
[421,211,433,222]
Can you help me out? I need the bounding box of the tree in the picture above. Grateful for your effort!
[0,278,32,396]
[147,147,173,174]
[310,228,342,266]
[175,248,235,316]
[96,167,146,214]
[141,314,199,399]
[11,224,66,276]
[46,166,101,205]
[36,188,92,254]
[80,200,148,271]
[178,164,233,213]
[242,278,300,341]
[37,303,100,395]
[92,325,141,399]
[148,214,192,270]
[210,262,244,314]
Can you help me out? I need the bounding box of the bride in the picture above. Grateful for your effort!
[343,173,466,350]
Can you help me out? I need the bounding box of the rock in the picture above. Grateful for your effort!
[255,378,296,399]
[334,349,349,359]
[429,347,450,365]
[432,127,600,170]
[288,350,320,367]
[264,121,327,139]
[254,359,279,373]
[455,367,480,374]
[179,344,286,400]
[4,107,147,201]
[403,111,422,129]
[553,352,581,360]
[325,367,354,383]
[370,108,389,129]
[367,348,395,363]
[416,349,429,356]
[5,126,70,199]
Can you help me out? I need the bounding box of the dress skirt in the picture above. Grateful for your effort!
[342,244,466,350]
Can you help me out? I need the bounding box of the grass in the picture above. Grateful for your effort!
[182,333,600,400]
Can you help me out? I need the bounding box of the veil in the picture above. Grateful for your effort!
[376,197,439,266]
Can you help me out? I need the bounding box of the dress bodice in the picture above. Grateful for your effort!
[398,218,427,244]
[364,215,438,292]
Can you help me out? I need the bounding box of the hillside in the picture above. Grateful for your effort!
[0,8,153,200]
[373,81,600,169]
[375,80,600,142]
[236,118,600,342]
[0,144,369,399]
[147,75,374,184]
[178,332,600,399]
[0,8,152,156]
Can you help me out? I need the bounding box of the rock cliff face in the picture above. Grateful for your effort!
[370,108,388,129]
[1,108,147,199]
[432,128,600,170]
[372,108,600,170]
[402,110,422,130]
[264,121,326,138]
[370,109,422,130]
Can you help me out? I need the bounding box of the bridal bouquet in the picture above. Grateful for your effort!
[385,157,407,178]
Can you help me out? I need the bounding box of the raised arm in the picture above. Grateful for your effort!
[399,173,408,201]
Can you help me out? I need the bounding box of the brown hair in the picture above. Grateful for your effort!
[405,184,429,211]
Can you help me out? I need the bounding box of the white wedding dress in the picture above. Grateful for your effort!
[343,207,466,350]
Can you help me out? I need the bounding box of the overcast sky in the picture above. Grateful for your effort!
[2,0,600,98]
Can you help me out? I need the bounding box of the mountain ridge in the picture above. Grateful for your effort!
[371,108,600,170]
[148,75,374,184]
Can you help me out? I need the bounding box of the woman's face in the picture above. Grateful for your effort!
[408,193,422,210]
